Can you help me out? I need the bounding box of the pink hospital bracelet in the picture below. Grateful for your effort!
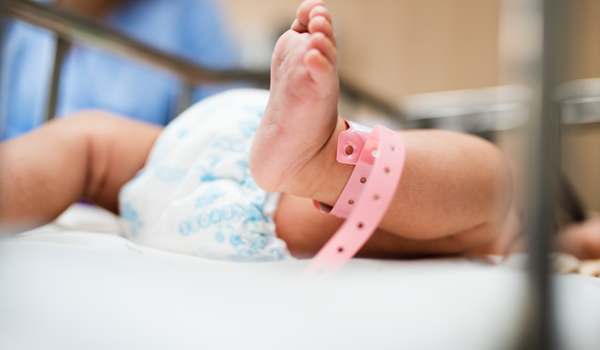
[304,121,406,277]
[313,121,372,218]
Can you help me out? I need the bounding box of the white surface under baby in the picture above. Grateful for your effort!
[119,89,292,261]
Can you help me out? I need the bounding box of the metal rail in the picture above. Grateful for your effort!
[0,0,403,120]
[556,79,600,125]
[44,36,69,122]
[520,0,570,349]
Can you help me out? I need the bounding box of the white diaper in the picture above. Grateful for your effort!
[119,89,292,262]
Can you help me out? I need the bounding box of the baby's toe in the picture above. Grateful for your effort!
[308,15,336,45]
[295,0,325,32]
[309,32,337,66]
[304,48,334,86]
[309,5,332,24]
[291,18,305,32]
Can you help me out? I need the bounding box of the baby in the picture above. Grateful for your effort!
[2,0,584,262]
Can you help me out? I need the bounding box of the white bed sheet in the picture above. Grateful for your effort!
[0,204,599,350]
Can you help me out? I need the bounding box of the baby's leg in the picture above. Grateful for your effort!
[253,0,513,257]
[275,194,516,258]
[0,111,162,233]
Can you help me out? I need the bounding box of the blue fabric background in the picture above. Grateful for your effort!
[0,0,239,140]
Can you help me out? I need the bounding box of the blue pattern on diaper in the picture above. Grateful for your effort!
[229,234,244,247]
[271,248,284,261]
[246,204,266,223]
[210,136,246,153]
[155,167,187,184]
[236,160,249,170]
[121,202,143,238]
[199,166,219,182]
[177,128,188,138]
[178,204,243,236]
[195,187,226,208]
[238,120,259,137]
[119,89,290,262]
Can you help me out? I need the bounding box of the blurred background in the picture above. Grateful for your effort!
[1,0,599,212]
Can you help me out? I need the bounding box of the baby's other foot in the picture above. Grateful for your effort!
[250,0,341,196]
[560,219,600,260]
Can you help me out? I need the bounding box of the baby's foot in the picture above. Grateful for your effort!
[250,0,340,196]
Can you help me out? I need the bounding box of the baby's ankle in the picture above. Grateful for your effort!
[280,117,353,205]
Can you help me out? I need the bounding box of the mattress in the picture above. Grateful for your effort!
[0,204,599,350]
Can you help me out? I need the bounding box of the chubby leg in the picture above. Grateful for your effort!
[275,194,513,259]
[0,111,162,233]
[253,0,513,257]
